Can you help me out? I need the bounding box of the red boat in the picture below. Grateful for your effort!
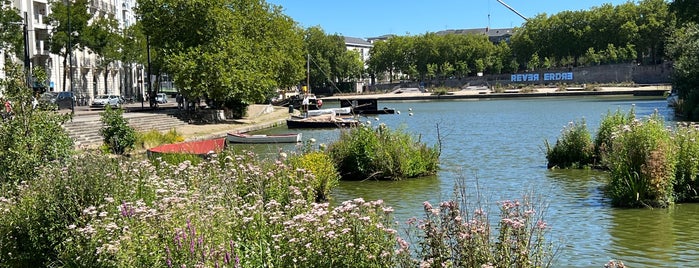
[147,138,226,157]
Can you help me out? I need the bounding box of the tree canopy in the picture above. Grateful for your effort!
[0,2,22,59]
[137,0,305,107]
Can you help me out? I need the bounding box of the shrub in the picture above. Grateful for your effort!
[594,108,635,162]
[0,62,74,183]
[99,106,136,155]
[135,129,184,150]
[328,125,439,180]
[288,151,340,202]
[673,124,699,202]
[0,150,399,267]
[399,176,556,267]
[605,113,676,207]
[544,119,594,168]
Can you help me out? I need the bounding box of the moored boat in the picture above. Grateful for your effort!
[226,132,302,143]
[286,114,359,129]
[306,107,352,117]
[147,138,227,157]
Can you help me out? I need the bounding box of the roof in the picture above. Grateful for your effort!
[343,36,373,48]
[436,28,513,37]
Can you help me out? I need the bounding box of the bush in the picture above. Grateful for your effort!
[673,124,699,202]
[135,129,184,150]
[99,106,136,155]
[0,62,74,183]
[594,108,635,162]
[545,119,594,168]
[328,125,440,180]
[288,151,340,202]
[605,113,676,208]
[0,150,399,267]
[399,176,556,267]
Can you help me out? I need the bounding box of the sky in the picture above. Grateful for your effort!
[266,0,631,38]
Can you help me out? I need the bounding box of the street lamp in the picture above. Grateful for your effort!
[68,0,75,114]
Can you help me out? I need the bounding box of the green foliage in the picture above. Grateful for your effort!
[673,125,699,202]
[328,125,440,180]
[99,106,136,155]
[135,128,184,150]
[605,113,676,208]
[0,63,74,184]
[288,151,340,202]
[400,177,555,268]
[138,0,304,106]
[594,108,636,162]
[0,151,399,267]
[545,119,595,169]
[667,23,699,120]
[511,1,670,67]
[0,3,23,59]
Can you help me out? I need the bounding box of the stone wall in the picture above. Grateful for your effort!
[368,63,673,91]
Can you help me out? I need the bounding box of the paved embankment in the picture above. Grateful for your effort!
[321,85,670,101]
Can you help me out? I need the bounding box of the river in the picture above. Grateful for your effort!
[230,95,699,267]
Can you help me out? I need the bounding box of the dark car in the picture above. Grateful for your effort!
[39,91,75,110]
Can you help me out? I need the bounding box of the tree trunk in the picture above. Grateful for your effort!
[62,54,67,92]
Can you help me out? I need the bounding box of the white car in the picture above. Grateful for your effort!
[156,93,168,104]
[91,94,122,108]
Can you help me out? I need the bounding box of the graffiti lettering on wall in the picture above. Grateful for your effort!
[511,72,574,82]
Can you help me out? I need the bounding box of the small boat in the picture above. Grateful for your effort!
[667,92,679,107]
[340,99,396,115]
[306,107,352,117]
[287,114,359,129]
[147,138,226,157]
[226,132,302,144]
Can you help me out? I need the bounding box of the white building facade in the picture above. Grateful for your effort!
[1,0,144,104]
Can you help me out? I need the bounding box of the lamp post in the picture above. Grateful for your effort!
[68,0,75,114]
[22,12,31,89]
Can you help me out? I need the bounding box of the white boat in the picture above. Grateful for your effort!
[667,92,679,107]
[226,133,302,144]
[306,107,352,117]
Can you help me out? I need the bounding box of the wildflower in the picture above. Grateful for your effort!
[423,201,433,210]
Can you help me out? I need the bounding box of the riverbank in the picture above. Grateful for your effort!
[172,85,670,142]
[322,85,671,101]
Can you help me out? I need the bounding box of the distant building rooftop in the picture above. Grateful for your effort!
[344,36,373,48]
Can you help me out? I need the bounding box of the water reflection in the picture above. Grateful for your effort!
[246,96,696,267]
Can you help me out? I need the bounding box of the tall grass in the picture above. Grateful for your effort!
[136,129,185,150]
[328,125,440,180]
[603,113,676,208]
[594,108,635,162]
[399,176,556,267]
[0,151,398,267]
[545,119,594,168]
[673,124,699,202]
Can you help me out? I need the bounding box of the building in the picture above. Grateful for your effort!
[436,27,513,44]
[343,36,373,93]
[1,0,144,103]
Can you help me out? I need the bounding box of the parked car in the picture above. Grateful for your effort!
[91,94,122,109]
[38,91,75,110]
[156,93,168,104]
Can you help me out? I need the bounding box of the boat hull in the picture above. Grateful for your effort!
[227,133,302,143]
[147,138,226,157]
[286,116,359,129]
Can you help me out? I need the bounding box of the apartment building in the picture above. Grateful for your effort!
[1,0,143,104]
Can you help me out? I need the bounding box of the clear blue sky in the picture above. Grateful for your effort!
[266,0,631,38]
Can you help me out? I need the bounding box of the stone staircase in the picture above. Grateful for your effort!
[64,112,189,148]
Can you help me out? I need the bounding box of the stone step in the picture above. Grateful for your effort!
[64,112,191,148]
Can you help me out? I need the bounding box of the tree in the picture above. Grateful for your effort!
[0,62,73,183]
[138,0,304,110]
[46,0,92,92]
[0,3,22,59]
[84,17,122,94]
[670,0,699,25]
[667,23,699,119]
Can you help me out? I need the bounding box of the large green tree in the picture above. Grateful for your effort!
[84,17,122,94]
[303,27,362,92]
[0,2,22,60]
[46,0,92,92]
[667,23,699,120]
[137,0,305,109]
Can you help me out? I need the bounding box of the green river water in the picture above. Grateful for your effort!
[231,95,698,267]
